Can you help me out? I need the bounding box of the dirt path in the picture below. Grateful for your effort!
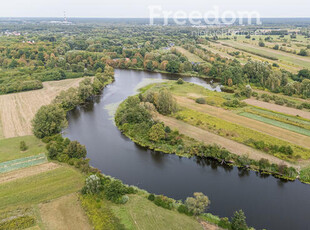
[175,96,310,149]
[0,78,83,138]
[157,114,295,167]
[39,193,92,230]
[244,98,310,119]
[0,162,59,184]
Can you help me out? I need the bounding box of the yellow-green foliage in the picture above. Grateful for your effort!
[0,216,35,230]
[0,166,84,209]
[80,194,125,230]
[300,167,310,183]
[111,194,202,230]
[174,108,310,160]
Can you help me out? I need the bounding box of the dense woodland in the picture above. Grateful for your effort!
[0,21,309,100]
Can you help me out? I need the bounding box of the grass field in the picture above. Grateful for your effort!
[39,193,92,230]
[0,135,45,163]
[175,46,205,63]
[239,112,310,136]
[111,194,203,230]
[0,166,85,210]
[220,40,310,69]
[0,78,83,138]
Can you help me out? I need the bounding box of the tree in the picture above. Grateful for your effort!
[185,192,210,216]
[20,141,27,151]
[298,49,308,56]
[259,41,265,47]
[65,141,87,158]
[82,175,102,194]
[149,123,166,142]
[32,104,67,139]
[155,89,177,115]
[78,78,93,101]
[47,142,59,159]
[231,210,248,230]
[166,60,180,73]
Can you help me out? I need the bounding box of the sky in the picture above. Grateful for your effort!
[0,0,309,18]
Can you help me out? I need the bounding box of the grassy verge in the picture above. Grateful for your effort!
[111,194,203,230]
[0,166,85,210]
[0,136,45,163]
[239,112,310,136]
[300,166,310,184]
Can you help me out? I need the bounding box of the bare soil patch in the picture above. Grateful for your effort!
[244,98,310,119]
[176,96,310,149]
[0,162,59,184]
[156,114,294,167]
[39,193,92,230]
[0,78,83,138]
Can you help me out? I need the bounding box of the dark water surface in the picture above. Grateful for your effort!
[64,69,310,230]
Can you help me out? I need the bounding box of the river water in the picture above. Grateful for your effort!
[64,69,310,230]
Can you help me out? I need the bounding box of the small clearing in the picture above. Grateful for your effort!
[0,78,83,138]
[156,114,294,167]
[243,98,310,120]
[39,193,92,230]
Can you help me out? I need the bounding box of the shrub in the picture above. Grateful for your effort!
[177,78,184,84]
[149,123,166,142]
[218,217,231,229]
[148,194,155,201]
[65,141,87,158]
[82,175,102,195]
[195,97,206,104]
[177,204,193,216]
[153,195,174,210]
[231,210,248,230]
[104,180,127,203]
[19,141,27,151]
[120,195,129,204]
[0,216,35,230]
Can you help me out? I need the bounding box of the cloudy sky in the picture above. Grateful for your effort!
[1,0,309,18]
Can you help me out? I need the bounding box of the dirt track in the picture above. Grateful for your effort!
[243,98,310,119]
[0,78,83,138]
[175,96,310,149]
[0,162,59,184]
[156,114,294,167]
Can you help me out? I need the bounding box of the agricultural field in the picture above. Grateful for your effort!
[219,40,310,70]
[0,135,45,162]
[175,46,205,62]
[0,78,84,138]
[0,166,85,209]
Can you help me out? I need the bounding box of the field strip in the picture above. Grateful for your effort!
[174,46,204,62]
[243,98,310,119]
[39,193,92,230]
[156,114,295,167]
[239,112,310,136]
[175,96,310,149]
[0,162,59,184]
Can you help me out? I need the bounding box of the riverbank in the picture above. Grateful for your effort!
[114,80,310,184]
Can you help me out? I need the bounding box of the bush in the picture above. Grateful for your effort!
[177,78,184,84]
[223,99,246,108]
[177,204,193,216]
[120,195,129,204]
[65,141,87,159]
[185,192,210,216]
[0,216,35,230]
[153,195,174,210]
[82,175,102,195]
[104,180,128,203]
[19,141,27,151]
[218,217,231,229]
[231,210,248,230]
[195,97,206,104]
[148,194,155,201]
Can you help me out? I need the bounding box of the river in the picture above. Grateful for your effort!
[64,69,310,230]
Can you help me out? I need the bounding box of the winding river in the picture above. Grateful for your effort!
[64,69,310,230]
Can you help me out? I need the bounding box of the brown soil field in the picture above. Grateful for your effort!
[156,114,294,167]
[175,96,310,149]
[0,162,59,184]
[0,78,83,139]
[243,98,310,119]
[39,193,92,230]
